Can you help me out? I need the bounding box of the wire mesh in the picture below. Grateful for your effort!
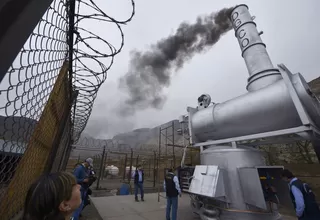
[0,61,70,219]
[0,1,69,218]
[0,0,136,218]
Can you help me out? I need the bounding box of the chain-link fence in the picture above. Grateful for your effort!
[0,0,70,217]
[0,0,135,219]
[0,62,71,218]
[68,142,199,197]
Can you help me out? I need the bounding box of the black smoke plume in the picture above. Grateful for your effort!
[119,7,234,116]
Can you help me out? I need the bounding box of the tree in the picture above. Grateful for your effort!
[296,141,315,164]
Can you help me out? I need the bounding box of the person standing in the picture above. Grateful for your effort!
[82,166,97,212]
[72,157,94,220]
[282,169,320,220]
[132,164,144,202]
[164,168,181,220]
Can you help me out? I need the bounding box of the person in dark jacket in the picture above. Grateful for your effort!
[72,158,93,220]
[163,168,181,220]
[82,167,97,211]
[132,164,144,202]
[282,169,320,220]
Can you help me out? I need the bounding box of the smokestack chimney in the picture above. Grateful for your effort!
[230,4,282,91]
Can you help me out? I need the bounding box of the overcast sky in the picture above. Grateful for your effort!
[83,0,320,139]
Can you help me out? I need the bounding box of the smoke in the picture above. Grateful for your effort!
[119,7,234,116]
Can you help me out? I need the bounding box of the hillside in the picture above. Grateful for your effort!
[0,115,37,141]
[72,120,183,158]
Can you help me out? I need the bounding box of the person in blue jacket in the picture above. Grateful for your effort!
[282,169,320,220]
[72,158,93,220]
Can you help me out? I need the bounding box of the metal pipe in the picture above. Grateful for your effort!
[231,4,281,91]
[190,65,320,143]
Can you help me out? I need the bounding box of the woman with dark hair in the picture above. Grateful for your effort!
[22,172,81,220]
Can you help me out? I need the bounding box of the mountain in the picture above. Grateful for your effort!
[0,115,37,154]
[0,115,37,142]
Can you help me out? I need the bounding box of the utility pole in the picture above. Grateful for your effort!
[153,151,156,187]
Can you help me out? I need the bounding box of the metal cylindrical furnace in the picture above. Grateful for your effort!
[189,4,320,144]
[185,4,320,220]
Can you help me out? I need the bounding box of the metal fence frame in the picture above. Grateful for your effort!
[0,61,73,219]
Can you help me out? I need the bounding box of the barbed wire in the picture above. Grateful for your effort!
[71,0,135,142]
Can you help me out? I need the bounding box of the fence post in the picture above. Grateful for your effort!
[44,102,71,173]
[135,155,139,167]
[153,151,156,187]
[148,158,151,177]
[128,148,133,183]
[61,137,73,171]
[123,154,127,181]
[57,130,71,171]
[101,151,107,180]
[172,121,175,168]
[96,146,106,190]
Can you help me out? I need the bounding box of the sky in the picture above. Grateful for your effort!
[83,0,320,139]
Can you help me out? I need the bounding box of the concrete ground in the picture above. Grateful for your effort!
[96,178,156,190]
[81,204,102,220]
[91,193,193,220]
[90,193,297,220]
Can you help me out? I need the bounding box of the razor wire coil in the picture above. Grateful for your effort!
[71,0,135,142]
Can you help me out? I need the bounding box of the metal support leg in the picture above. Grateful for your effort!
[278,64,311,125]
